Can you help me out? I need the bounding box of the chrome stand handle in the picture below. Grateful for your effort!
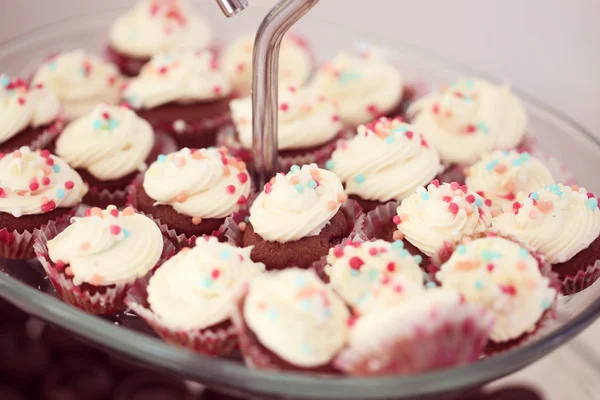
[214,0,249,18]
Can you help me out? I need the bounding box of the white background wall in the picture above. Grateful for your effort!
[1,0,599,134]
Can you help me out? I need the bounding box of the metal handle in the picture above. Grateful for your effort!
[214,0,249,17]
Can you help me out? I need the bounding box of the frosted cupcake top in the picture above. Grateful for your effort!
[55,104,154,181]
[0,74,61,144]
[143,147,251,220]
[48,206,163,286]
[437,236,557,342]
[148,236,264,331]
[31,50,122,121]
[124,49,232,110]
[328,117,441,203]
[408,78,527,165]
[396,181,493,256]
[492,184,600,264]
[325,240,425,315]
[249,164,346,243]
[311,50,403,127]
[230,86,344,151]
[109,0,211,58]
[243,268,349,368]
[465,150,554,214]
[0,147,87,217]
[222,33,313,96]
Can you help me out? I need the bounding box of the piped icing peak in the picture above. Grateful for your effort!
[109,0,212,58]
[249,164,346,243]
[408,78,527,164]
[230,86,343,150]
[437,236,557,342]
[0,147,87,217]
[328,117,441,202]
[492,184,600,264]
[143,147,251,220]
[396,180,492,256]
[124,49,232,110]
[48,205,163,286]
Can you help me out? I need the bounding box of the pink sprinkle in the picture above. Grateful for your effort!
[80,242,91,252]
[450,182,460,190]
[226,185,236,195]
[331,115,340,122]
[394,284,403,293]
[102,112,111,120]
[237,172,248,183]
[41,177,51,186]
[54,260,65,270]
[442,196,452,203]
[264,182,272,194]
[192,216,203,225]
[369,247,378,256]
[45,157,54,166]
[387,262,396,272]
[84,209,91,217]
[211,269,221,279]
[487,263,494,272]
[40,150,50,158]
[290,176,300,184]
[405,131,414,139]
[213,86,222,95]
[461,185,468,193]
[64,181,74,190]
[237,195,247,205]
[484,199,492,207]
[236,63,246,73]
[448,202,459,215]
[110,225,121,235]
[0,188,5,198]
[430,179,440,188]
[327,200,337,210]
[158,66,168,75]
[366,104,379,115]
[333,246,344,258]
[17,97,25,106]
[110,209,119,217]
[349,257,364,270]
[29,181,39,191]
[465,194,475,204]
[280,103,289,112]
[420,137,429,148]
[174,157,186,168]
[393,215,402,225]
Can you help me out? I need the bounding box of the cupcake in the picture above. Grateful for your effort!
[231,268,349,373]
[123,49,233,149]
[465,150,554,215]
[129,147,251,248]
[334,287,493,376]
[322,239,425,315]
[126,236,264,355]
[107,0,212,76]
[407,78,528,168]
[240,164,361,270]
[436,236,557,347]
[0,74,64,153]
[327,117,441,212]
[310,50,406,127]
[225,86,347,171]
[34,206,166,314]
[55,104,155,207]
[222,33,313,96]
[0,147,87,259]
[492,184,600,294]
[31,50,122,121]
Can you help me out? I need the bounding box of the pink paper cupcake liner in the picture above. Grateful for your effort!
[560,262,600,296]
[30,117,65,151]
[33,227,176,315]
[0,207,76,260]
[361,200,399,241]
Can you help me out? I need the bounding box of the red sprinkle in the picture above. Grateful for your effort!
[587,192,595,199]
[45,157,54,166]
[392,215,402,225]
[110,209,119,217]
[442,196,452,203]
[102,112,111,120]
[237,172,248,183]
[41,177,51,186]
[158,66,168,75]
[513,202,521,214]
[460,185,468,193]
[226,185,236,194]
[40,150,51,158]
[331,115,340,122]
[29,182,39,191]
[465,194,476,204]
[17,97,25,106]
[237,195,247,205]
[0,188,5,198]
[109,225,121,235]
[450,182,460,190]
[280,103,289,112]
[465,124,477,134]
[332,246,344,258]
[41,200,56,213]
[368,247,378,256]
[54,260,65,270]
[500,284,517,296]
[64,181,74,190]
[347,316,358,327]
[405,131,414,139]
[487,263,495,272]
[430,179,440,188]
[484,199,493,207]
[420,137,429,148]
[448,202,459,215]
[349,257,364,270]
[386,262,396,272]
[211,269,221,279]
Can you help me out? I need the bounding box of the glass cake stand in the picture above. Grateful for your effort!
[1,2,600,399]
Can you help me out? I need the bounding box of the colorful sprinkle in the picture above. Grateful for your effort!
[518,248,530,259]
[52,164,61,173]
[220,250,231,260]
[399,249,409,258]
[420,191,430,200]
[290,165,300,173]
[325,160,335,170]
[110,225,121,235]
[349,257,364,270]
[191,216,203,225]
[307,179,317,189]
[327,200,337,210]
[123,207,135,216]
[226,185,236,195]
[55,188,65,199]
[474,280,484,290]
[456,244,466,255]
[586,198,598,209]
[392,240,404,250]
[355,174,365,184]
[413,255,423,265]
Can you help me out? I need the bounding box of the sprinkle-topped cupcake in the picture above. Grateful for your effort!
[311,50,405,127]
[222,33,313,96]
[407,78,528,165]
[241,164,357,270]
[328,117,441,211]
[395,181,492,258]
[132,147,251,247]
[124,49,233,149]
[0,147,87,259]
[492,184,600,293]
[31,50,122,121]
[324,240,425,315]
[107,0,212,76]
[55,104,155,207]
[232,268,349,372]
[465,150,554,214]
[437,236,557,344]
[0,74,63,152]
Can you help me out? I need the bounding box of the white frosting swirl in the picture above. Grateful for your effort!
[230,86,343,151]
[31,50,122,121]
[311,51,403,127]
[48,206,163,286]
[437,237,557,342]
[466,150,554,214]
[244,268,349,368]
[0,147,87,216]
[249,164,346,243]
[0,75,61,144]
[396,181,492,256]
[109,0,211,58]
[147,236,264,331]
[124,49,232,110]
[492,184,600,264]
[55,105,154,181]
[143,147,251,219]
[222,33,313,96]
[408,78,528,165]
[325,240,424,315]
[329,117,441,202]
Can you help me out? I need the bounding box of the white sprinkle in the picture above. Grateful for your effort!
[11,208,22,218]
[173,119,187,133]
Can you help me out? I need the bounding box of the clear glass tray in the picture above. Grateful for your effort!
[1,3,600,399]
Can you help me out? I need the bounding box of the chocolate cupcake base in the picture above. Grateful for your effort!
[105,45,149,77]
[552,235,600,295]
[0,119,64,153]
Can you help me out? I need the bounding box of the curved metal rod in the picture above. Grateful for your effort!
[251,0,320,187]
[214,0,249,18]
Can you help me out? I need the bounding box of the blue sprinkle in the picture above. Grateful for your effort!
[420,191,430,200]
[369,269,379,282]
[456,244,467,255]
[296,275,305,287]
[475,198,483,207]
[512,158,523,167]
[307,180,317,189]
[220,250,231,260]
[587,198,598,210]
[426,282,437,289]
[338,71,361,84]
[267,309,279,321]
[0,75,9,88]
[477,122,490,135]
[481,250,501,261]
[392,240,404,250]
[202,277,213,288]
[520,152,530,162]
[399,249,409,258]
[157,154,167,162]
[322,308,332,319]
[52,164,61,173]
[384,136,395,144]
[519,248,530,259]
[530,192,540,201]
[47,62,57,71]
[464,79,474,88]
[485,160,498,172]
[300,299,311,310]
[475,280,484,290]
[107,118,119,130]
[351,269,360,277]
[294,184,304,193]
[541,299,552,310]
[92,119,103,130]
[122,229,131,238]
[463,95,472,102]
[290,165,300,172]
[325,160,335,170]
[55,189,65,199]
[355,174,365,184]
[413,255,423,265]
[301,343,312,354]
[392,125,408,134]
